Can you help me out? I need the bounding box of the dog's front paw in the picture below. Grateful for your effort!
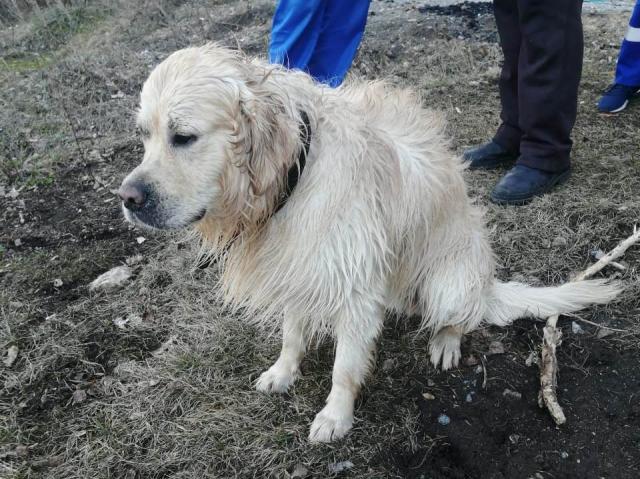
[429,327,462,371]
[255,364,299,394]
[308,406,353,443]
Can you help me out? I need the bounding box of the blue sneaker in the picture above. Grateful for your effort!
[597,83,640,114]
[490,164,571,205]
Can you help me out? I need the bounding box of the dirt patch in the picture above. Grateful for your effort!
[1,1,639,478]
[393,324,640,478]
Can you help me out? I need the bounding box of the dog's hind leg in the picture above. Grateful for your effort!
[256,311,306,394]
[309,298,383,443]
[420,272,487,371]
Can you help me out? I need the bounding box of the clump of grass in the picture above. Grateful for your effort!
[11,2,113,53]
[0,52,54,72]
[0,131,35,185]
[0,129,59,188]
[25,172,55,187]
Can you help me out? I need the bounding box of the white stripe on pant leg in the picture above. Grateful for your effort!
[626,26,640,42]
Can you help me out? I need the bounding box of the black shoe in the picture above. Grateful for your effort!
[463,141,518,170]
[490,164,571,206]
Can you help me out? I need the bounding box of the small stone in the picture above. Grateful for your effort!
[89,265,132,291]
[53,278,63,288]
[14,238,22,247]
[4,345,19,367]
[113,314,143,330]
[571,321,584,335]
[113,317,127,329]
[488,341,505,355]
[560,451,569,459]
[290,464,309,478]
[422,392,435,400]
[136,236,146,244]
[328,461,354,474]
[596,328,614,339]
[15,445,29,457]
[437,414,450,426]
[72,389,87,404]
[552,236,568,247]
[382,358,396,372]
[464,355,479,366]
[502,388,522,400]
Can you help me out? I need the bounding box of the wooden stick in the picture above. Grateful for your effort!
[539,226,640,425]
[591,249,626,272]
[573,226,640,282]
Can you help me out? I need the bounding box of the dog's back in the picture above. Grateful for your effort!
[334,81,496,327]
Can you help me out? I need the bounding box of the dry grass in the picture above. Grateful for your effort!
[1,1,639,478]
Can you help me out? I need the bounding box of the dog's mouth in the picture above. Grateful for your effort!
[124,205,207,230]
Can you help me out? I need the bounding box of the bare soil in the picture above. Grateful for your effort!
[1,1,639,478]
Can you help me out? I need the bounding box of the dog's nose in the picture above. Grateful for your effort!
[118,182,148,211]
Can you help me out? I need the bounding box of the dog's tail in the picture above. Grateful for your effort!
[484,279,622,326]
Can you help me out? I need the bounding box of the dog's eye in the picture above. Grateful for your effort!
[172,134,197,147]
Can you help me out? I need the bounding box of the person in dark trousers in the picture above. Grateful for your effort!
[464,0,584,205]
[598,1,640,113]
[269,0,371,87]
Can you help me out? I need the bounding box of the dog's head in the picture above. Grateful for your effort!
[118,45,305,239]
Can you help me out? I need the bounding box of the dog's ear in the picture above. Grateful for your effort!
[235,79,298,197]
[210,75,300,243]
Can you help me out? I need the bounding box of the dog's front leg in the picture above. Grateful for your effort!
[256,310,306,393]
[309,301,382,443]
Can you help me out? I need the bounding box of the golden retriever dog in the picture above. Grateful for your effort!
[118,45,621,442]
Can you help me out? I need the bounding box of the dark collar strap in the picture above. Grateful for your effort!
[274,110,311,213]
[197,111,311,269]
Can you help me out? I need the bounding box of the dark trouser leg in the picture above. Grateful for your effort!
[516,0,584,173]
[493,0,522,153]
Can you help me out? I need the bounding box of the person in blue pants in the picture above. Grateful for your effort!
[598,2,640,113]
[269,0,371,87]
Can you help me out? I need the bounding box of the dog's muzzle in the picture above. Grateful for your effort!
[118,180,206,229]
[118,181,166,229]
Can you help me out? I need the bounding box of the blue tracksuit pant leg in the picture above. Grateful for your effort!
[269,0,325,73]
[615,1,640,87]
[269,0,370,87]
